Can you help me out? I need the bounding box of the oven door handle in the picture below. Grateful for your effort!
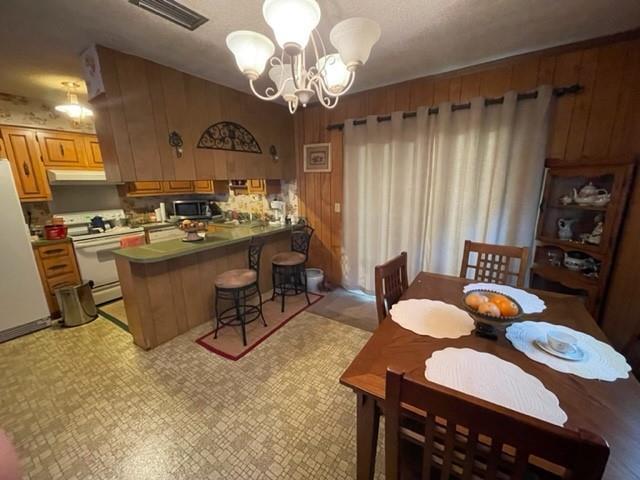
[74,238,123,248]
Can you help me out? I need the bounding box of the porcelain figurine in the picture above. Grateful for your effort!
[557,218,577,240]
[580,221,603,245]
[559,194,572,205]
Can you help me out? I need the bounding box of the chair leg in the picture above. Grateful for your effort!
[280,273,286,313]
[234,290,247,347]
[302,266,310,305]
[256,285,267,327]
[271,268,277,301]
[214,287,221,339]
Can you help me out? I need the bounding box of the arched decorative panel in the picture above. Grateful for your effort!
[197,121,262,154]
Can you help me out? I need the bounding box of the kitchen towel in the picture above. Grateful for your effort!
[463,282,546,313]
[506,321,631,381]
[390,299,475,338]
[425,347,567,426]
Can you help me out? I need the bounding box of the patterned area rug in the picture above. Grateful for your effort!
[196,293,323,360]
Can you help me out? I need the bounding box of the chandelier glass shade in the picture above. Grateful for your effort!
[226,0,380,114]
[55,84,93,119]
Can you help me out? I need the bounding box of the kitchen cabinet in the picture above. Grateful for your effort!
[247,179,266,194]
[37,130,85,168]
[125,179,228,196]
[126,181,164,196]
[33,240,81,317]
[193,180,213,193]
[1,126,51,201]
[90,46,294,182]
[83,135,104,168]
[164,181,193,193]
[38,130,105,170]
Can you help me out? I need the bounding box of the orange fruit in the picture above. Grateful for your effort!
[465,293,489,310]
[478,302,500,317]
[499,300,519,317]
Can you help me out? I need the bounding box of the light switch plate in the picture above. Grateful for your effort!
[334,202,341,213]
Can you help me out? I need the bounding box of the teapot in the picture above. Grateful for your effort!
[572,182,609,205]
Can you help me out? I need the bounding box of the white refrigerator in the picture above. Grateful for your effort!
[0,159,50,342]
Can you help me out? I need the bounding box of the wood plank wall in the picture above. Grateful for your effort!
[295,32,640,349]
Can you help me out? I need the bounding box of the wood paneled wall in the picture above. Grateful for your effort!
[93,46,294,182]
[295,32,640,349]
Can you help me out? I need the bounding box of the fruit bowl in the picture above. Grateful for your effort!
[462,290,523,337]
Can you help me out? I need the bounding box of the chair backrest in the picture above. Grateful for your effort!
[385,368,609,480]
[460,240,529,288]
[248,237,265,274]
[374,252,409,323]
[291,225,314,259]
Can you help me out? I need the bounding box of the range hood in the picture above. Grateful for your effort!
[46,169,121,185]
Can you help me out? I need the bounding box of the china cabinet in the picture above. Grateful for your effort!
[531,160,635,320]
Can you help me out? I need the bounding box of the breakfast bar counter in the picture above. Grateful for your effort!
[114,224,296,349]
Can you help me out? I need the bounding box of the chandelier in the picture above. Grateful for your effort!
[55,82,93,119]
[226,0,381,114]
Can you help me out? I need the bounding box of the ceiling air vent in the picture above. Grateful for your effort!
[129,0,209,31]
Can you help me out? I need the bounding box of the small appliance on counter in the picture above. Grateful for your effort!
[171,199,222,221]
[269,200,286,225]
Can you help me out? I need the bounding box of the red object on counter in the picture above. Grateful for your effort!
[44,224,68,240]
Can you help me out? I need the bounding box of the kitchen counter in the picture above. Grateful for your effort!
[113,224,295,264]
[31,237,72,247]
[114,224,296,349]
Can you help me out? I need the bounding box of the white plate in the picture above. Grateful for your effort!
[534,338,586,362]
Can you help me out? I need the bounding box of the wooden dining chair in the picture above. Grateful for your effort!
[385,367,609,480]
[460,240,529,288]
[374,252,409,323]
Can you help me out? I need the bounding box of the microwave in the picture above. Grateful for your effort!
[172,200,221,220]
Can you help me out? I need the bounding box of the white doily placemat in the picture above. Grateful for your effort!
[506,321,631,381]
[463,282,546,313]
[390,299,475,338]
[425,348,567,426]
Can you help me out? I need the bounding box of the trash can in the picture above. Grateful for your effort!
[306,268,324,293]
[55,282,98,327]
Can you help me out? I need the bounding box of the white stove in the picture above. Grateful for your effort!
[59,209,144,305]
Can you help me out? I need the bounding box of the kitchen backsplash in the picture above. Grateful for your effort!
[21,180,300,227]
[0,92,95,133]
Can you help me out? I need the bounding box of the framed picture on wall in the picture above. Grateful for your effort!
[304,143,331,173]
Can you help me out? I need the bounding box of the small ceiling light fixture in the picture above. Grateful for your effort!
[55,82,93,119]
[226,0,381,114]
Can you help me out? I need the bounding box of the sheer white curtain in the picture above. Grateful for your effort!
[342,87,552,292]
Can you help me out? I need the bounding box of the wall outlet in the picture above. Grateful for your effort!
[334,202,341,213]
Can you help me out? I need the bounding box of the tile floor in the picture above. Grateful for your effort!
[0,310,385,479]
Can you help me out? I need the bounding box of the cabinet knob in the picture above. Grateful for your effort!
[22,161,30,176]
[59,144,65,156]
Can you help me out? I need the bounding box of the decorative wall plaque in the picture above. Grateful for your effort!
[197,121,262,154]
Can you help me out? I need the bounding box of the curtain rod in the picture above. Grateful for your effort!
[325,83,583,131]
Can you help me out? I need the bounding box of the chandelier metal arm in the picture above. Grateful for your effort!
[249,76,289,101]
[313,81,339,109]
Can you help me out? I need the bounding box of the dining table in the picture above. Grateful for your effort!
[339,272,640,480]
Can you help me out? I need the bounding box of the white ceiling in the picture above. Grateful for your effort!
[0,0,639,106]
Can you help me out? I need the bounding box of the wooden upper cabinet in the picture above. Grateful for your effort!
[163,181,193,193]
[83,135,104,169]
[1,127,50,201]
[126,181,164,196]
[193,180,213,193]
[38,130,85,168]
[247,179,266,194]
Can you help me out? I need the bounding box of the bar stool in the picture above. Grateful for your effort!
[214,237,266,346]
[271,225,314,312]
